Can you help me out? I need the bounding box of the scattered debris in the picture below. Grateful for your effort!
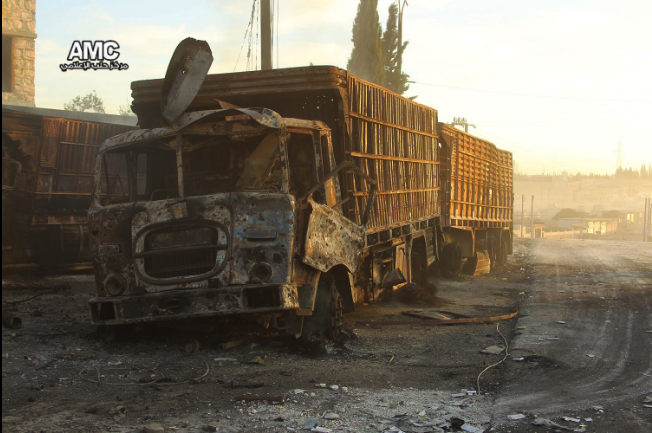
[512,357,525,362]
[329,385,339,391]
[586,354,595,358]
[556,321,566,324]
[304,418,319,429]
[185,339,200,353]
[2,314,22,329]
[246,355,265,365]
[233,395,284,404]
[219,339,244,350]
[323,413,340,420]
[508,414,526,420]
[229,381,264,389]
[532,417,585,432]
[450,417,465,428]
[142,423,165,433]
[562,416,581,423]
[480,345,505,355]
[461,424,483,433]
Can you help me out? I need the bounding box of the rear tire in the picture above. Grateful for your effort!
[462,253,478,275]
[410,247,428,289]
[497,239,509,267]
[441,242,462,278]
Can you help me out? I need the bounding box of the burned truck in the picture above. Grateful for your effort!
[88,40,511,340]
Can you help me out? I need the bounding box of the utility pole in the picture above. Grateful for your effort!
[397,1,408,79]
[261,0,272,70]
[521,194,524,238]
[644,197,651,242]
[614,140,622,174]
[451,117,476,133]
[530,195,534,239]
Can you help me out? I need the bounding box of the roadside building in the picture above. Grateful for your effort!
[557,217,619,235]
[2,0,36,107]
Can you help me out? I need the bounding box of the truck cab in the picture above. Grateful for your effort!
[88,107,375,340]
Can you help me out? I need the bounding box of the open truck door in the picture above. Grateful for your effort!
[301,161,377,274]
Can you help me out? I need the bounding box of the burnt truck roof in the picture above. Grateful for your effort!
[130,65,438,129]
[97,107,329,154]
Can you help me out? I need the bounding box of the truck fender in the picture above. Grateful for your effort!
[297,265,355,314]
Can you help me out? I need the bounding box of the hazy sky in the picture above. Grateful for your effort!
[34,0,652,175]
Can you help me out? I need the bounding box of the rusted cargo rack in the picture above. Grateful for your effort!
[437,123,513,276]
[2,107,136,267]
[131,66,441,244]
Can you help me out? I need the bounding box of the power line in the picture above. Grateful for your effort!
[407,80,652,103]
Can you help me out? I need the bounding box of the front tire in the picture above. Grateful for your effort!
[302,273,343,342]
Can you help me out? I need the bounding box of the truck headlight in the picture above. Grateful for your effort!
[104,273,127,296]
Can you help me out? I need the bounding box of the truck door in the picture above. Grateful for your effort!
[298,131,377,274]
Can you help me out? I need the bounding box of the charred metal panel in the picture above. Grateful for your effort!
[302,199,365,274]
[88,283,299,325]
[230,192,295,286]
[161,38,213,124]
[129,194,232,291]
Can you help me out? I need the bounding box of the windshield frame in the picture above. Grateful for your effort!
[92,120,289,206]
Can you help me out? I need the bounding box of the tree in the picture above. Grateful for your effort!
[117,100,136,117]
[63,90,105,113]
[347,0,385,86]
[552,208,585,220]
[381,2,410,95]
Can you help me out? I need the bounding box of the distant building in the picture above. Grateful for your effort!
[557,218,619,235]
[2,0,36,107]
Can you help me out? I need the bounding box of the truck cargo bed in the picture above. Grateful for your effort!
[130,66,441,235]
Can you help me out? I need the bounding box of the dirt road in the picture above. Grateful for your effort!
[2,239,651,432]
[493,239,652,432]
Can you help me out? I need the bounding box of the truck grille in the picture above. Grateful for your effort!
[134,223,229,283]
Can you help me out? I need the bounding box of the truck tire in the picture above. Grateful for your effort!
[462,253,478,275]
[497,239,509,267]
[410,248,428,289]
[301,273,343,345]
[441,242,462,278]
[487,236,498,271]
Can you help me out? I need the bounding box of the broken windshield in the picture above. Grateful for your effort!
[96,131,284,206]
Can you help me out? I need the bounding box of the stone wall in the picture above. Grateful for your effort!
[2,0,36,107]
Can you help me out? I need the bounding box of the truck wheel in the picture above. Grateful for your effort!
[497,239,509,267]
[301,274,343,344]
[487,236,498,271]
[410,248,428,289]
[441,242,462,278]
[462,253,478,275]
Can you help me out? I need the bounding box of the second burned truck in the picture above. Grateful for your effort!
[87,45,512,340]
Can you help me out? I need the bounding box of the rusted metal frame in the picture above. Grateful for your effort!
[347,111,437,139]
[32,191,92,196]
[347,151,440,165]
[458,150,511,170]
[132,243,228,259]
[132,220,231,286]
[175,132,184,198]
[352,186,440,196]
[303,160,377,226]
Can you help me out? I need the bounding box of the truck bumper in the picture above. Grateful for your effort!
[88,283,299,325]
